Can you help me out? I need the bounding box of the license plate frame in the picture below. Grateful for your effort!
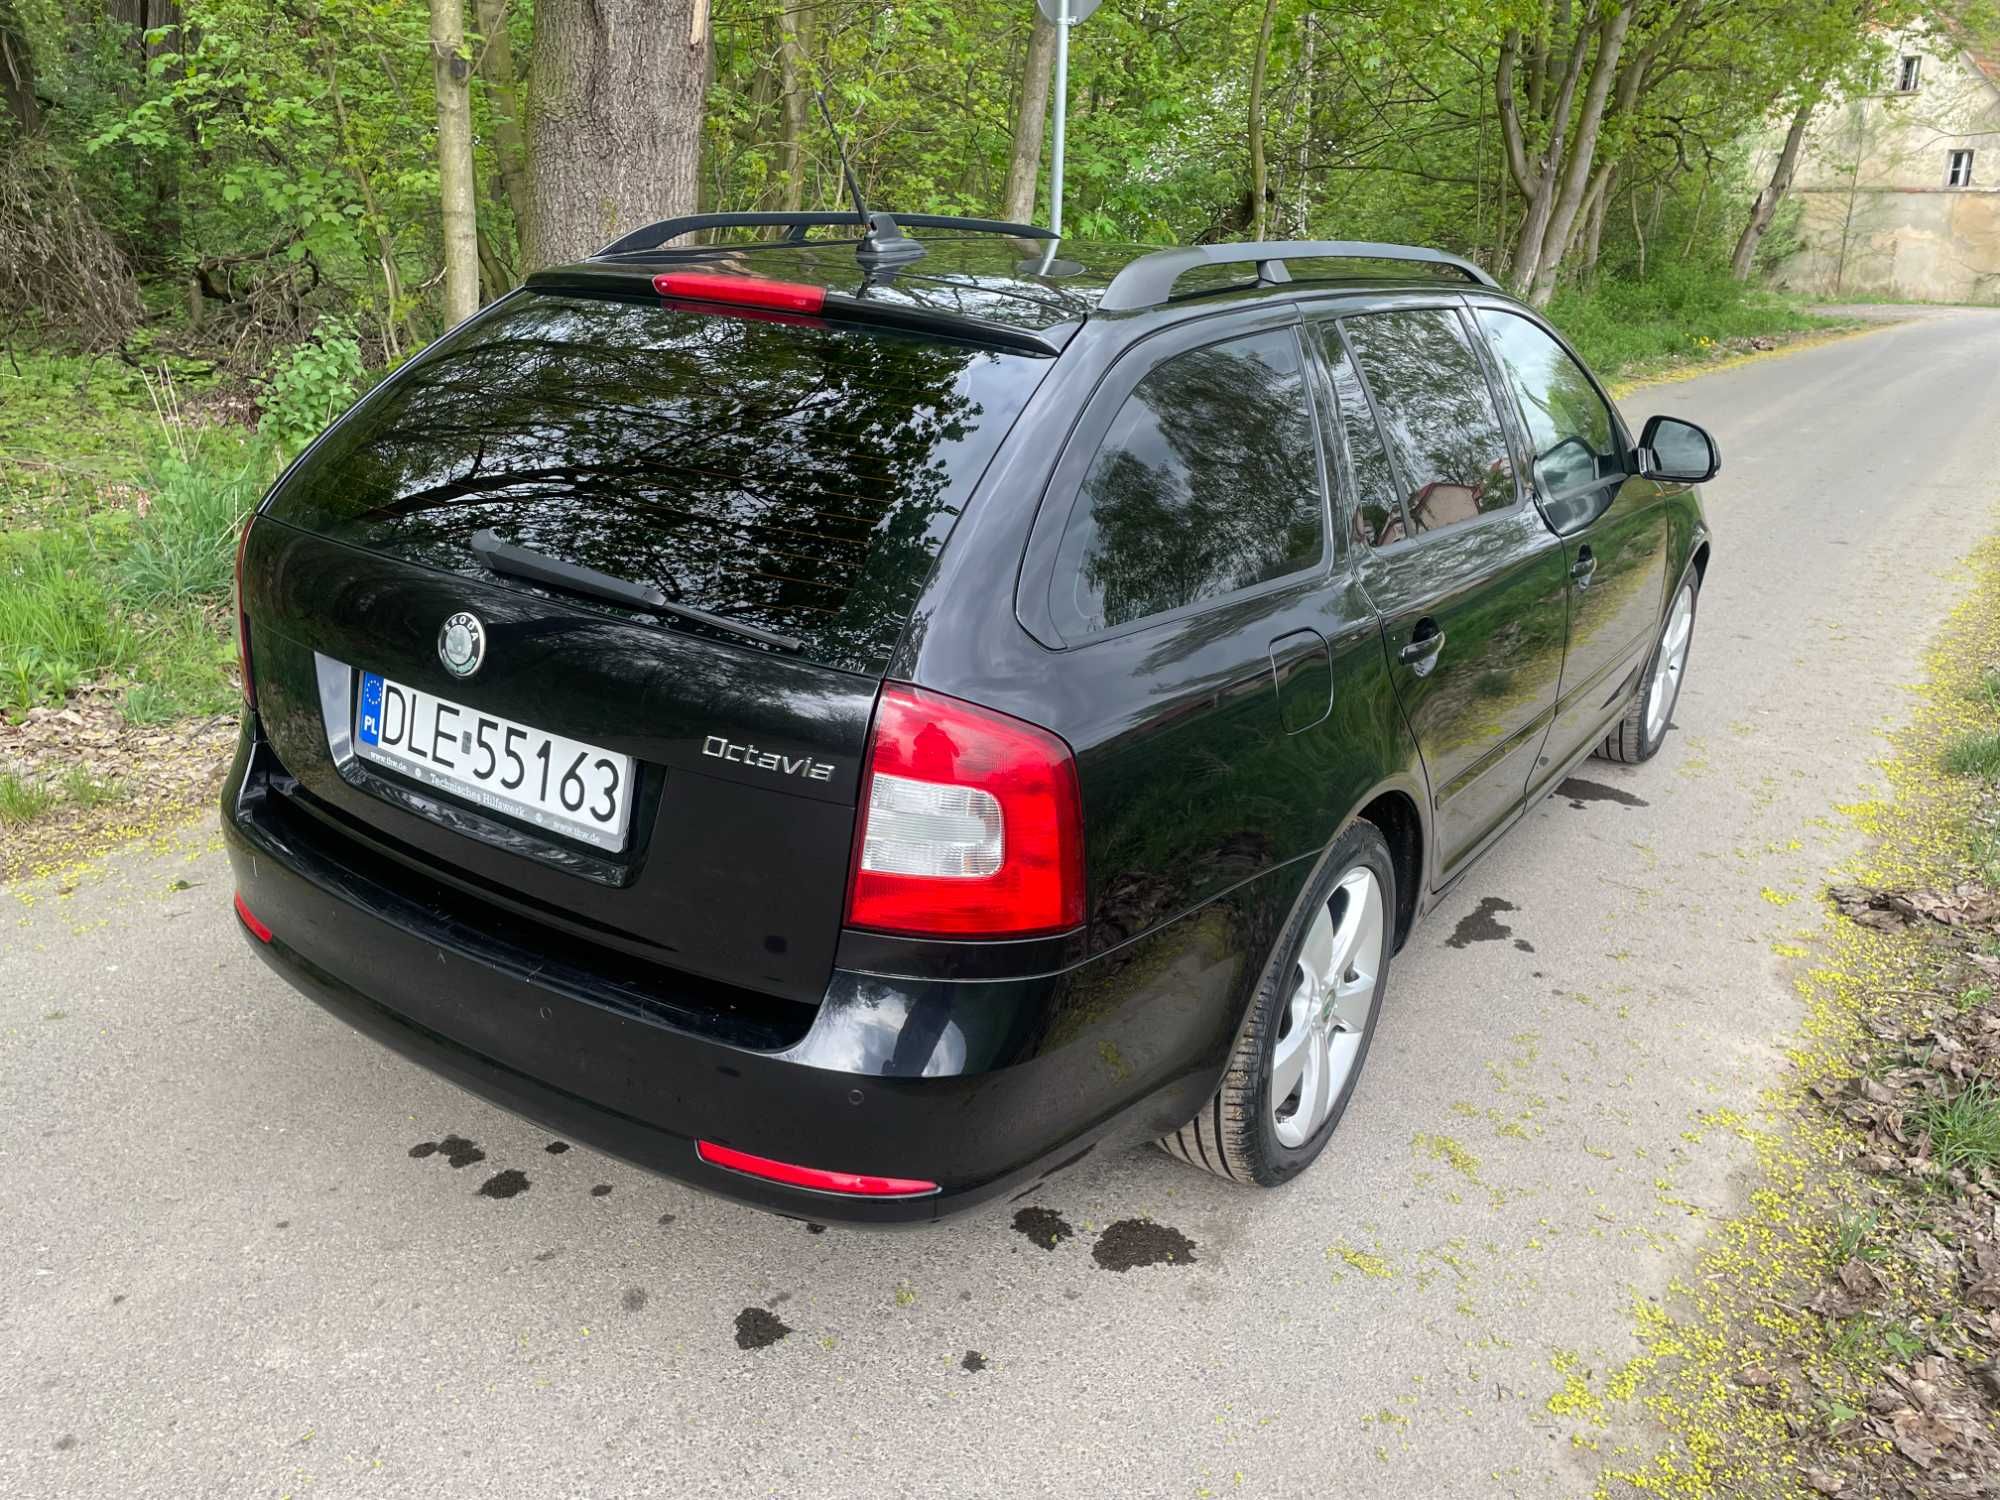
[353,670,635,853]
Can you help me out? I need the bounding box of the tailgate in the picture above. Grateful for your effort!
[241,285,1049,1005]
[245,522,874,1003]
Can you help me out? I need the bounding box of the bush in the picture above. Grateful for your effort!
[257,320,365,453]
[1547,264,1834,381]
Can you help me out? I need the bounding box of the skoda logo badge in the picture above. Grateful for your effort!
[438,612,485,678]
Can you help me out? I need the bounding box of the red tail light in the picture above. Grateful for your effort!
[234,892,272,943]
[234,517,255,710]
[696,1140,937,1198]
[653,272,825,314]
[845,684,1084,939]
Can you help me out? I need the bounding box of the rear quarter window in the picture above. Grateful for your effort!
[264,292,1051,674]
[1049,327,1326,637]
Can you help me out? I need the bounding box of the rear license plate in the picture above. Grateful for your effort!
[354,671,635,852]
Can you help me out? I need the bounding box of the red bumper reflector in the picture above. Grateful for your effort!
[653,271,826,314]
[233,892,272,943]
[696,1140,938,1198]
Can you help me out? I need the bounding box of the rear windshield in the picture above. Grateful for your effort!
[266,291,1051,674]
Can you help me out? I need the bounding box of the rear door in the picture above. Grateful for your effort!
[245,287,1051,1002]
[1309,302,1569,883]
[1471,302,1669,782]
[1013,306,1383,948]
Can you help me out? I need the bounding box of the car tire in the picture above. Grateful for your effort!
[1595,575,1698,765]
[1159,820,1395,1188]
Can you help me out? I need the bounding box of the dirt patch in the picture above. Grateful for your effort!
[0,692,235,884]
[961,1350,988,1373]
[1091,1218,1198,1272]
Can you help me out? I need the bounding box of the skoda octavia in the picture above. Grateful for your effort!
[222,213,1715,1222]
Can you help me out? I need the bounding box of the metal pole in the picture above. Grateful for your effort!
[1049,0,1069,236]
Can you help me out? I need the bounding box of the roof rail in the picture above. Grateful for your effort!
[594,211,1058,258]
[1096,240,1499,312]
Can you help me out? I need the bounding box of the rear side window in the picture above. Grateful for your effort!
[1476,309,1619,499]
[1340,308,1516,537]
[263,292,1049,674]
[1051,328,1325,636]
[1313,324,1406,548]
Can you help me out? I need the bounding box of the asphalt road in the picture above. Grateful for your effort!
[6,311,2000,1500]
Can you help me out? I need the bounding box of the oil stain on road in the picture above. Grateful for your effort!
[1556,777,1649,810]
[1011,1206,1074,1250]
[408,1134,485,1168]
[1092,1219,1197,1271]
[1446,896,1518,949]
[735,1306,791,1350]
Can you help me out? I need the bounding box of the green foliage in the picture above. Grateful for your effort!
[1914,1084,2000,1180]
[256,320,365,454]
[1942,731,2000,780]
[60,765,126,809]
[0,773,57,828]
[1547,266,1834,381]
[0,353,273,726]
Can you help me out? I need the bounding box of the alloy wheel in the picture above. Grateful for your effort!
[1270,866,1386,1148]
[1646,583,1695,743]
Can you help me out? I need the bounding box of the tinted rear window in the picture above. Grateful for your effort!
[266,292,1050,673]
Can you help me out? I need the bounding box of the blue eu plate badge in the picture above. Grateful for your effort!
[358,671,385,746]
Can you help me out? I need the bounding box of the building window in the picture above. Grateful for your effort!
[1897,54,1922,91]
[1949,149,1975,187]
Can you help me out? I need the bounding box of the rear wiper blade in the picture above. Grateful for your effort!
[468,530,802,653]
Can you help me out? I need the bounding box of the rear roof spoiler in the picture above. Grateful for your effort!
[523,262,1072,358]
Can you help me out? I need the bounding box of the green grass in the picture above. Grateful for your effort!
[1548,265,1844,384]
[59,766,126,809]
[1914,1084,2000,1180]
[0,773,57,828]
[1958,985,1995,1014]
[1830,1209,1885,1267]
[1941,731,2000,779]
[0,352,276,732]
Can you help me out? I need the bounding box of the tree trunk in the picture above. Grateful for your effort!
[1731,96,1813,280]
[776,0,813,214]
[1580,164,1614,277]
[1291,16,1314,234]
[0,2,38,136]
[1524,3,1636,308]
[1001,13,1057,225]
[431,0,480,323]
[1247,0,1280,241]
[523,0,708,270]
[1680,167,1709,262]
[326,54,412,357]
[473,0,532,233]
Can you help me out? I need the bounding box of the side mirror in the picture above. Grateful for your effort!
[1635,415,1720,484]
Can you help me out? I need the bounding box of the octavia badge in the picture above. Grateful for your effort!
[438,612,486,678]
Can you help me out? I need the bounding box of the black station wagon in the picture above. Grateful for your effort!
[222,212,1716,1221]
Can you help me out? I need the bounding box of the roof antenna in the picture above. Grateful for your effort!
[816,89,924,268]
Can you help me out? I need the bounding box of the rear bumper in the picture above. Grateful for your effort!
[222,733,1221,1224]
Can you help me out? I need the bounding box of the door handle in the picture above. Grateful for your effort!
[1398,619,1445,677]
[1570,546,1597,589]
